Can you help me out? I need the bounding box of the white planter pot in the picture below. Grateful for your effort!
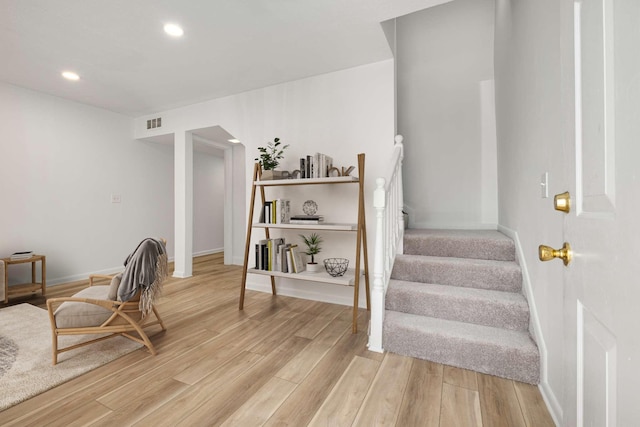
[306,263,322,272]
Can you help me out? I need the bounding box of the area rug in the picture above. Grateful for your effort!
[0,303,142,411]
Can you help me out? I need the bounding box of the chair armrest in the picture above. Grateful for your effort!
[89,274,116,286]
[47,296,119,312]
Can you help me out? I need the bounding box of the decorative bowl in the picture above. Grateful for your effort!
[323,258,349,277]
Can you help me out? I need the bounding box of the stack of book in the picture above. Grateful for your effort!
[289,215,324,225]
[299,152,333,179]
[10,251,33,260]
[255,238,306,273]
[260,199,291,224]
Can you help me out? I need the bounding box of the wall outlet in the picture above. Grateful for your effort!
[111,194,122,203]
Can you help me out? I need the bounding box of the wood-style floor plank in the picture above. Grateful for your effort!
[133,351,264,426]
[396,359,443,427]
[220,377,297,427]
[1,253,556,427]
[263,324,370,426]
[352,352,414,426]
[307,355,380,427]
[440,382,483,427]
[444,365,479,391]
[176,335,311,426]
[513,381,556,427]
[477,373,527,427]
[275,317,350,384]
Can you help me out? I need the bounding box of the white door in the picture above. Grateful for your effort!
[559,0,640,425]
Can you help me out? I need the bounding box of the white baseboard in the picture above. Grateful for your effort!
[498,225,562,426]
[194,247,223,257]
[47,266,124,286]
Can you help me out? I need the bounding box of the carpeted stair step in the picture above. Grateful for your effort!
[383,310,539,384]
[403,229,516,261]
[391,254,522,292]
[386,279,529,331]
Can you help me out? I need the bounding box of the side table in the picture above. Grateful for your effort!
[2,255,46,303]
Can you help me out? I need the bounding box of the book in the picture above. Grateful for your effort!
[257,239,269,270]
[290,215,324,223]
[279,243,291,273]
[300,158,306,179]
[261,202,273,224]
[289,219,324,225]
[10,251,33,260]
[290,215,323,220]
[273,238,285,271]
[292,249,306,272]
[278,199,291,224]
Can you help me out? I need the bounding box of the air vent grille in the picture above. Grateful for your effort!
[146,117,162,129]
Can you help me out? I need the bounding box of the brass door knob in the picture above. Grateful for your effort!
[554,191,571,213]
[538,242,572,266]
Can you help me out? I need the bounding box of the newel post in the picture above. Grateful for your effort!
[368,177,386,353]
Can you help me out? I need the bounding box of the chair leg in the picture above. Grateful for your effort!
[118,311,158,356]
[52,331,58,366]
[153,307,166,331]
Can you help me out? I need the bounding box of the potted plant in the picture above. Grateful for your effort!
[256,137,289,180]
[300,233,323,272]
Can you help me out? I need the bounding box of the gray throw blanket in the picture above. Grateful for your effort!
[118,238,168,317]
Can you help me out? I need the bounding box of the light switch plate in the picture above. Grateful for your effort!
[111,194,122,203]
[541,172,549,198]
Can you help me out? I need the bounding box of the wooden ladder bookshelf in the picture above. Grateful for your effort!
[239,153,370,333]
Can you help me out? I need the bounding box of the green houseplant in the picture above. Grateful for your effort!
[300,233,323,272]
[256,137,289,179]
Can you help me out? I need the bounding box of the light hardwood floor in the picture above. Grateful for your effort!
[1,253,555,426]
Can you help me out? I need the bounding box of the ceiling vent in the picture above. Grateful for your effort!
[146,117,162,129]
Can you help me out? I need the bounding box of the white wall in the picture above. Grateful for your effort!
[0,82,174,285]
[193,152,224,255]
[135,60,395,307]
[494,0,565,422]
[397,0,498,229]
[0,82,226,286]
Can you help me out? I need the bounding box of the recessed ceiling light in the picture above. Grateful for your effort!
[61,71,80,81]
[164,23,184,37]
[228,139,241,143]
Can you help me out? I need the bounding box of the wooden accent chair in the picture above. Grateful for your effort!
[47,239,167,365]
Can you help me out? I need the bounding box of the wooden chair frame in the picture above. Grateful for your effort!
[46,274,166,365]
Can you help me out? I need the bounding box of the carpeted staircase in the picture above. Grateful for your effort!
[383,229,540,384]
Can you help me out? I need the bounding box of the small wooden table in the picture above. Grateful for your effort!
[2,255,46,303]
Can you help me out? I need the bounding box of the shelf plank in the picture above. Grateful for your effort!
[255,176,359,186]
[253,223,357,231]
[248,268,358,286]
[7,283,44,295]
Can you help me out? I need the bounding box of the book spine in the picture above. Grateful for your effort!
[306,155,311,179]
[272,200,277,224]
[255,244,259,269]
[262,244,268,270]
[300,158,306,179]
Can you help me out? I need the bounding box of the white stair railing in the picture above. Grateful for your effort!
[368,135,404,353]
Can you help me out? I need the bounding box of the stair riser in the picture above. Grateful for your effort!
[383,323,539,384]
[391,257,522,292]
[403,237,515,261]
[385,288,529,331]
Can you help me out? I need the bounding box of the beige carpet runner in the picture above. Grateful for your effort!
[0,303,141,411]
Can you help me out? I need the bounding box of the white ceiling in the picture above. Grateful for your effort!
[0,0,451,117]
